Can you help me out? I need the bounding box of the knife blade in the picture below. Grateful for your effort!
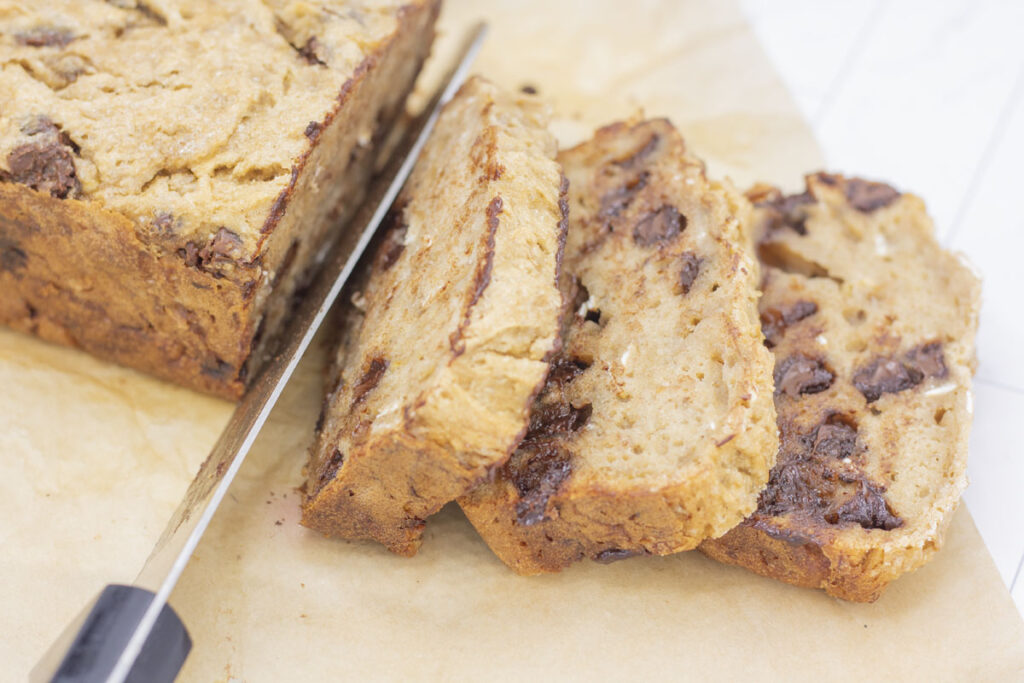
[32,23,487,683]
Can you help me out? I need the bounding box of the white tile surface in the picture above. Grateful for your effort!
[741,0,1024,614]
[950,76,1024,389]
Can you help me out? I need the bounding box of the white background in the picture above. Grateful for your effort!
[740,0,1024,615]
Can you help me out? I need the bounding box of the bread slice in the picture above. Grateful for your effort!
[458,119,778,574]
[700,173,982,602]
[301,76,567,556]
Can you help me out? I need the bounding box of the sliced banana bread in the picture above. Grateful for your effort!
[301,76,567,556]
[700,173,981,602]
[459,119,778,574]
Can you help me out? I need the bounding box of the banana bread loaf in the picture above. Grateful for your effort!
[301,76,567,556]
[459,119,778,574]
[700,173,981,602]
[0,0,439,398]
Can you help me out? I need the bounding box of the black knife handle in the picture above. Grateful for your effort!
[31,585,191,683]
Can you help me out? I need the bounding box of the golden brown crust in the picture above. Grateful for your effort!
[0,1,439,398]
[700,173,981,602]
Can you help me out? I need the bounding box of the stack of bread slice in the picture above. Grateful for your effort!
[302,76,981,602]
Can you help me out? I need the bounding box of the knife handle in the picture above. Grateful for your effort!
[31,585,191,683]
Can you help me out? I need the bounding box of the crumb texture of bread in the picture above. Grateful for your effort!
[0,0,439,397]
[301,76,567,556]
[700,173,982,602]
[459,119,778,574]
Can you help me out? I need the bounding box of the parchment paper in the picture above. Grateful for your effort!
[2,1,1022,680]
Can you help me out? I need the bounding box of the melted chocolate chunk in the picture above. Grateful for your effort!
[599,171,648,220]
[521,402,593,446]
[775,355,834,398]
[0,240,28,274]
[853,358,922,403]
[633,205,685,247]
[593,548,645,564]
[760,300,818,347]
[350,356,388,410]
[316,449,345,491]
[758,460,829,517]
[204,227,242,261]
[843,178,900,212]
[544,356,590,392]
[678,252,701,293]
[811,417,859,460]
[15,27,75,48]
[178,228,245,272]
[904,342,947,379]
[757,190,814,235]
[505,445,573,526]
[6,140,80,199]
[825,480,902,530]
[757,416,902,531]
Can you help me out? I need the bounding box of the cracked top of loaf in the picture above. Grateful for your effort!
[0,0,412,251]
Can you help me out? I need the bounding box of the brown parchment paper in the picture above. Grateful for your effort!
[2,1,1022,680]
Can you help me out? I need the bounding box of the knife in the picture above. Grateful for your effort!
[31,23,487,683]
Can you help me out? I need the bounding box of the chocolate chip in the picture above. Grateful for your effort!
[757,190,814,235]
[593,548,645,564]
[612,134,660,170]
[758,461,830,517]
[633,205,685,246]
[520,84,538,95]
[760,300,818,347]
[775,355,834,398]
[0,240,27,274]
[679,251,701,293]
[599,171,648,220]
[316,449,345,492]
[205,227,242,260]
[505,444,573,526]
[811,417,859,460]
[350,356,388,410]
[904,342,947,379]
[521,402,593,446]
[179,242,201,268]
[6,141,80,199]
[304,121,322,141]
[297,36,325,65]
[844,178,900,212]
[15,27,74,48]
[544,356,590,392]
[853,357,923,403]
[153,212,177,235]
[824,480,902,530]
